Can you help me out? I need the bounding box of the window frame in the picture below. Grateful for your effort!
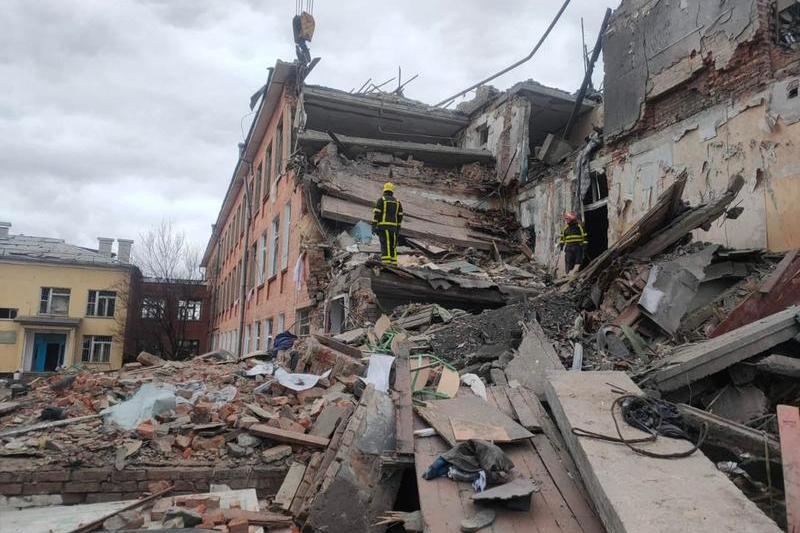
[268,216,279,278]
[0,308,18,320]
[296,307,311,336]
[178,299,202,321]
[281,201,291,271]
[86,290,116,317]
[263,318,273,350]
[81,335,112,363]
[39,287,71,315]
[141,297,166,319]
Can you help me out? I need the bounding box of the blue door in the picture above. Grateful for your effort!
[32,333,66,372]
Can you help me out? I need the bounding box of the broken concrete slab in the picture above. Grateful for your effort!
[707,385,769,424]
[647,306,800,391]
[545,371,782,533]
[503,319,563,399]
[754,354,800,378]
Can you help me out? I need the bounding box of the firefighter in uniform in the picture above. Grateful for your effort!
[372,182,403,265]
[559,211,588,273]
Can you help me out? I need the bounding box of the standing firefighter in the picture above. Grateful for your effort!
[372,182,403,265]
[559,211,588,273]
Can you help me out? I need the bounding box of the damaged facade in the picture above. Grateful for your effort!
[4,1,800,532]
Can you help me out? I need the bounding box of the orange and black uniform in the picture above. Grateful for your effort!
[372,191,403,265]
[560,221,588,272]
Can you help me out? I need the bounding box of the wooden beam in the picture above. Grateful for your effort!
[545,371,782,533]
[311,333,363,360]
[648,306,800,392]
[249,424,330,448]
[777,404,800,533]
[676,403,781,461]
[503,319,564,399]
[273,462,307,512]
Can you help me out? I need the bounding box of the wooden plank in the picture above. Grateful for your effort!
[649,306,800,391]
[290,452,323,516]
[311,333,363,360]
[755,354,800,378]
[505,386,543,432]
[486,386,516,420]
[414,393,533,448]
[392,337,414,456]
[545,371,782,533]
[0,414,102,439]
[503,319,564,399]
[450,419,509,441]
[414,414,585,533]
[777,404,800,533]
[249,424,330,448]
[677,403,781,461]
[759,250,798,293]
[373,314,391,340]
[410,355,431,392]
[435,366,460,398]
[273,462,307,512]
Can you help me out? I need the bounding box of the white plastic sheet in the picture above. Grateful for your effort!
[101,383,176,430]
[364,354,395,393]
[274,368,331,391]
[246,361,275,377]
[460,373,487,400]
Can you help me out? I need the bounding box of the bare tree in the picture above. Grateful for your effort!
[121,220,206,360]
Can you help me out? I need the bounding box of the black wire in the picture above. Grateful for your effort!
[572,394,708,460]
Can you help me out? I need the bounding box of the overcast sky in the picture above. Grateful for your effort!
[1,0,613,256]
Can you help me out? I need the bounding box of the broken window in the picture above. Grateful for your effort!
[269,216,279,278]
[263,144,272,200]
[263,318,273,350]
[478,124,489,146]
[327,295,348,335]
[297,307,311,336]
[788,79,799,99]
[257,231,267,283]
[176,339,200,358]
[777,0,800,48]
[86,290,116,317]
[0,308,17,320]
[141,297,165,319]
[254,321,261,352]
[82,335,112,363]
[275,120,284,181]
[40,288,70,315]
[254,164,262,211]
[281,201,291,271]
[178,300,202,321]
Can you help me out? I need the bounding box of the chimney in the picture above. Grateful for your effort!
[117,239,133,263]
[97,237,114,257]
[0,222,10,238]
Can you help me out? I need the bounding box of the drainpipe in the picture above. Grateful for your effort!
[236,167,253,357]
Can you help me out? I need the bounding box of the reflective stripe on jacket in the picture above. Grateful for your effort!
[373,193,404,228]
[560,222,588,245]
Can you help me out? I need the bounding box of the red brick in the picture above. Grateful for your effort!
[63,481,101,493]
[136,419,155,440]
[23,482,63,494]
[0,483,22,495]
[86,492,123,503]
[74,468,112,481]
[227,517,249,533]
[33,470,69,482]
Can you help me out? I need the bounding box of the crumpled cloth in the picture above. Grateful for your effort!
[423,439,514,486]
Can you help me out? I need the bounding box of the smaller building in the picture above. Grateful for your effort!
[0,222,134,372]
[123,275,211,360]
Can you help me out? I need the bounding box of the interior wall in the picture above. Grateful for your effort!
[606,82,800,252]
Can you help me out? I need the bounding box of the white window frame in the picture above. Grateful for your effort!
[281,201,291,271]
[243,324,251,354]
[87,290,116,317]
[268,217,279,278]
[263,318,273,350]
[178,300,202,321]
[40,287,70,315]
[258,232,268,283]
[277,313,285,335]
[254,321,261,352]
[82,335,112,363]
[296,307,310,336]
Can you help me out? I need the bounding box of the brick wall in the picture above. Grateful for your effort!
[0,464,286,506]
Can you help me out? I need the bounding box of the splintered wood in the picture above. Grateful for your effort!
[414,392,533,447]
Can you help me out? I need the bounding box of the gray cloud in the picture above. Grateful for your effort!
[1,0,613,254]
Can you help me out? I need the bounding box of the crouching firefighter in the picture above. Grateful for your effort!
[372,182,403,265]
[559,211,588,273]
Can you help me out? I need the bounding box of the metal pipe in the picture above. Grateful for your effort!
[561,7,611,140]
[434,0,572,107]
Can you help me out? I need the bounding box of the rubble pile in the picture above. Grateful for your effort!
[0,342,362,471]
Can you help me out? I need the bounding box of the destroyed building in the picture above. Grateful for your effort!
[3,1,800,532]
